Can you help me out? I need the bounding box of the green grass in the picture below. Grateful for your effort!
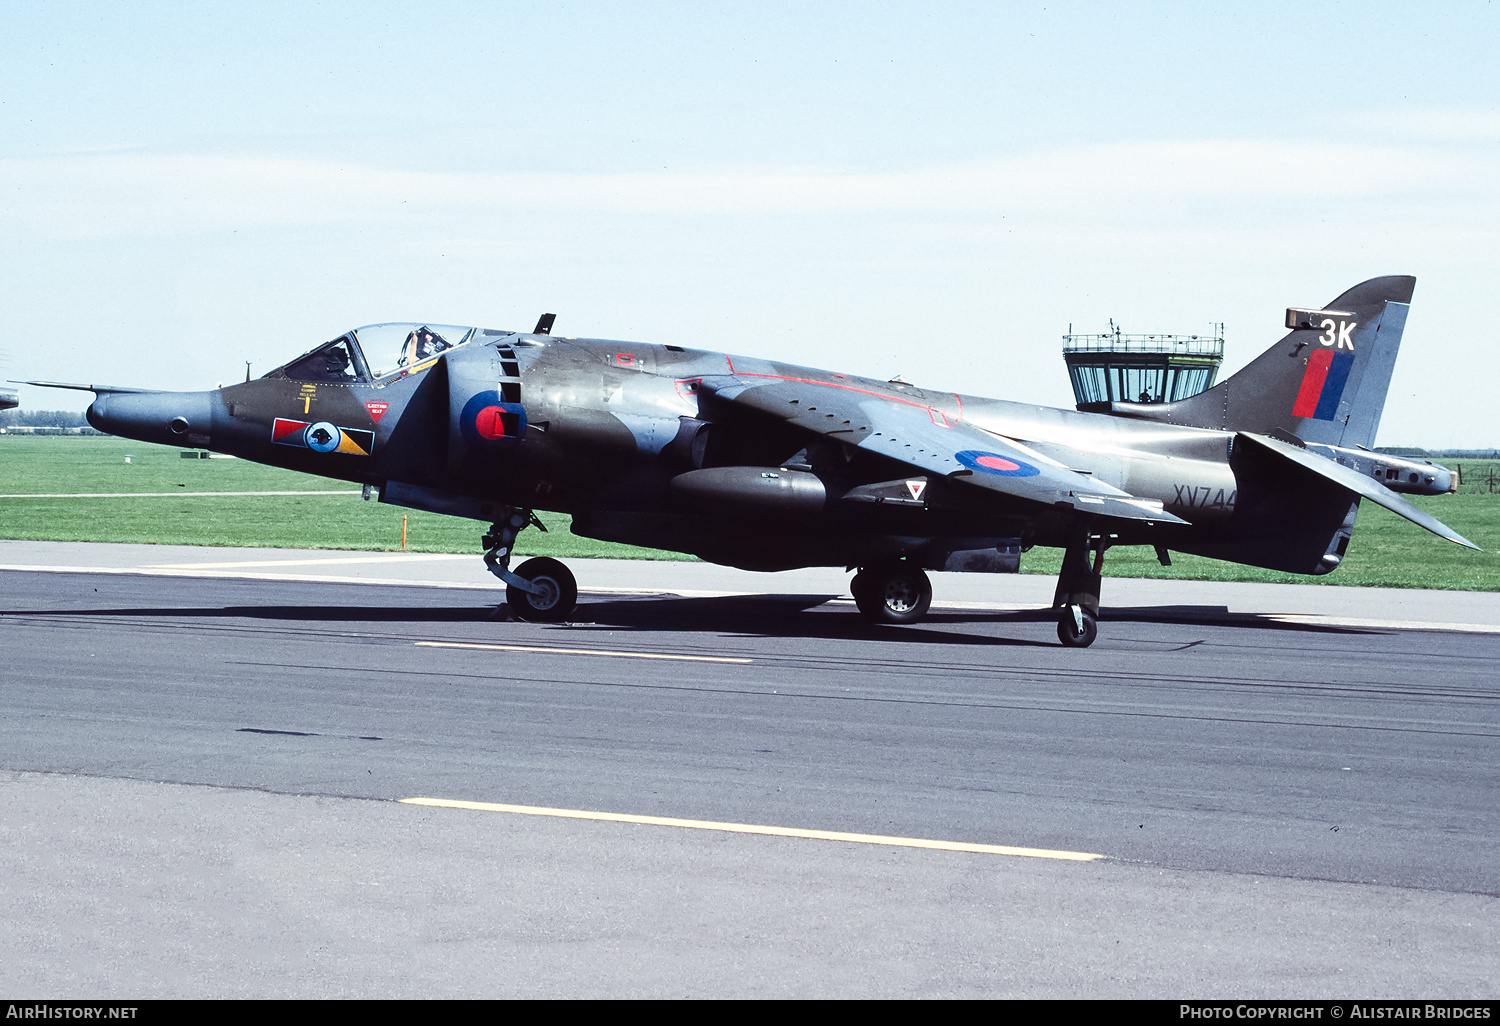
[2,435,1496,589]
[0,435,680,560]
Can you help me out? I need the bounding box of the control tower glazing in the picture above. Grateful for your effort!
[1062,325,1224,410]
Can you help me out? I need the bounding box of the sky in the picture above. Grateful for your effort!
[3,1,1497,445]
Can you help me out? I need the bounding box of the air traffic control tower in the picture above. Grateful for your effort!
[1062,323,1224,411]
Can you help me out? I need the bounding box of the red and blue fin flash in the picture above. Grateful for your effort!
[1292,349,1356,421]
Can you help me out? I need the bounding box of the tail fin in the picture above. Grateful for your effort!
[1115,276,1415,449]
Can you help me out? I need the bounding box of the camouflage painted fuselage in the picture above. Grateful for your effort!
[86,301,1455,576]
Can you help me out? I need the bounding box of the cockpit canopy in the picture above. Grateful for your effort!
[270,323,478,384]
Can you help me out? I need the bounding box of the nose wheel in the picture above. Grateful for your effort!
[852,561,932,625]
[506,556,578,622]
[482,509,578,622]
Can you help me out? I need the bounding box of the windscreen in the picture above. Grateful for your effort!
[352,323,477,378]
[282,336,368,383]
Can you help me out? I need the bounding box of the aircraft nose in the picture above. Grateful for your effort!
[87,390,215,447]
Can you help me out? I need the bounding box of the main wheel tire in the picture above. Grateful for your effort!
[849,568,876,607]
[507,557,578,622]
[1056,607,1098,648]
[853,563,932,625]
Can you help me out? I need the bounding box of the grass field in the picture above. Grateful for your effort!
[2,435,1496,590]
[0,436,672,560]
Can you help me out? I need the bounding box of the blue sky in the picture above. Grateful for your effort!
[3,2,1497,444]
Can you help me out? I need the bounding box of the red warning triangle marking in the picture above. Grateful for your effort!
[906,480,927,501]
[366,402,390,423]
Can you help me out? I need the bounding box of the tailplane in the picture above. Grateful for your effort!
[1109,276,1415,449]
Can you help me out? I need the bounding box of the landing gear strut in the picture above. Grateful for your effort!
[482,509,577,622]
[852,560,933,625]
[1053,521,1106,648]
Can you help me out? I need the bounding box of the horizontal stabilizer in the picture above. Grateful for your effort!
[1237,432,1480,550]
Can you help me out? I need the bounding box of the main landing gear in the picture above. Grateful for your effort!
[851,525,1108,648]
[851,560,933,625]
[1053,523,1106,648]
[482,508,577,622]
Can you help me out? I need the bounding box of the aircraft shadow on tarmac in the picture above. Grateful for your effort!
[572,595,1382,641]
[5,591,1383,646]
[5,594,1043,648]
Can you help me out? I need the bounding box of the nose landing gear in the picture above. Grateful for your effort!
[506,556,578,622]
[482,508,578,622]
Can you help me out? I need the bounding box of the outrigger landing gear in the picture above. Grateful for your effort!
[1053,522,1106,648]
[482,508,577,622]
[852,560,933,625]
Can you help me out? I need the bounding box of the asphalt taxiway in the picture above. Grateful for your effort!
[2,541,1497,997]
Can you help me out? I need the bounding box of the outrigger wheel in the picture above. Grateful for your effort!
[1053,519,1105,648]
[506,557,578,622]
[1056,605,1098,648]
[852,560,933,625]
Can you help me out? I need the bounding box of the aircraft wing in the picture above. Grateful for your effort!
[1238,432,1480,550]
[698,375,1188,526]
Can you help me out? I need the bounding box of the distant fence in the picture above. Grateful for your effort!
[0,426,106,436]
[1454,463,1500,495]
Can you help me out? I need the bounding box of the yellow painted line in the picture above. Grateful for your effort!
[416,640,751,663]
[400,797,1105,861]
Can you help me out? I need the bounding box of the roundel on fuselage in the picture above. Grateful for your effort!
[459,390,527,447]
[954,449,1041,477]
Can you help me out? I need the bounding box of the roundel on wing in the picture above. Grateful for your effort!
[954,449,1041,477]
[460,391,527,447]
[304,421,342,453]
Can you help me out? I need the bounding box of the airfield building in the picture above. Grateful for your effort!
[1063,324,1224,410]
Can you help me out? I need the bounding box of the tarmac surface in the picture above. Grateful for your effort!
[2,540,1498,998]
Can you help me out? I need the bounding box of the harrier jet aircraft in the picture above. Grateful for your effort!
[30,275,1475,646]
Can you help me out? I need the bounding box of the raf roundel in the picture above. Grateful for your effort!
[459,390,528,448]
[955,449,1041,477]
